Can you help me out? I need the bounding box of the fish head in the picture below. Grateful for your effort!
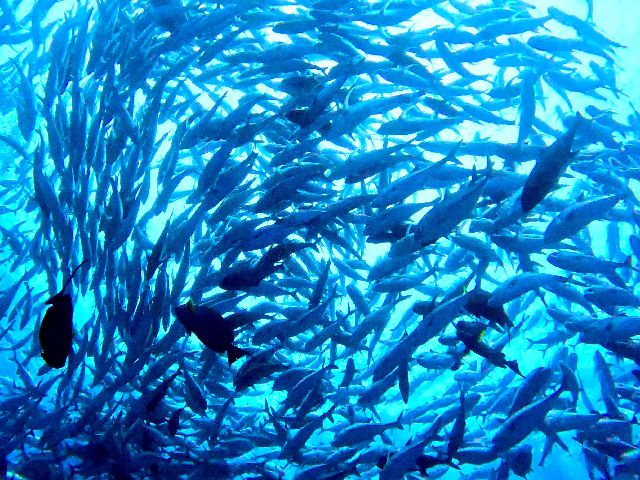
[456,320,486,342]
[174,303,196,334]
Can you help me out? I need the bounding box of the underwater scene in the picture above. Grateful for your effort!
[2,0,640,478]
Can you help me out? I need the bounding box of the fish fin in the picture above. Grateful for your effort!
[227,345,250,365]
[325,404,337,423]
[506,359,524,377]
[59,259,89,295]
[536,289,549,309]
[380,432,393,445]
[433,445,447,457]
[369,405,380,421]
[623,255,639,272]
[396,411,404,429]
[545,430,569,452]
[446,458,461,470]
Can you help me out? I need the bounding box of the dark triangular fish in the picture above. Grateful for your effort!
[174,300,249,365]
[38,259,88,369]
[464,288,513,328]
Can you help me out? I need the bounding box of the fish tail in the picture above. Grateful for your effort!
[324,404,337,423]
[557,371,570,394]
[506,359,524,377]
[623,255,639,272]
[327,362,339,370]
[227,345,250,365]
[395,411,404,429]
[446,457,461,470]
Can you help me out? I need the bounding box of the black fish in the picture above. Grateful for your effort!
[464,288,513,328]
[456,320,523,377]
[174,301,249,365]
[38,260,88,369]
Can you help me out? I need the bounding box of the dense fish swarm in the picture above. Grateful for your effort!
[1,0,640,478]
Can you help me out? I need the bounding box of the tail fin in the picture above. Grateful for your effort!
[558,375,569,395]
[545,429,569,452]
[227,345,250,365]
[525,337,538,349]
[326,362,339,371]
[560,362,581,401]
[395,412,404,430]
[573,111,586,129]
[558,362,577,394]
[417,459,427,477]
[623,255,639,272]
[507,359,524,377]
[446,458,461,470]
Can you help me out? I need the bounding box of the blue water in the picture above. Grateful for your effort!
[1,0,640,479]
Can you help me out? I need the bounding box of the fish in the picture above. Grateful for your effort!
[339,357,356,389]
[38,260,88,369]
[233,347,287,391]
[446,388,467,459]
[520,112,583,212]
[331,412,403,447]
[488,272,568,307]
[491,371,570,453]
[144,369,181,415]
[544,194,620,244]
[174,301,249,365]
[378,439,430,480]
[508,367,553,415]
[456,320,523,377]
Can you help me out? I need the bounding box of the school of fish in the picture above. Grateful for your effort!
[1,0,640,478]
